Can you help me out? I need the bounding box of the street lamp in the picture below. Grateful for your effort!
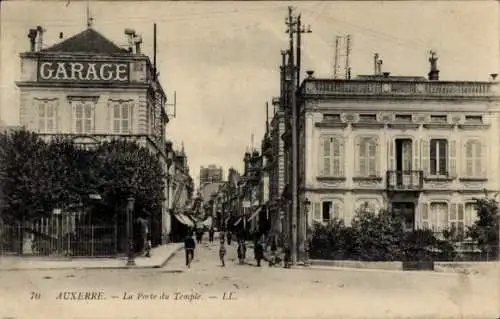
[126,197,136,266]
[303,198,311,265]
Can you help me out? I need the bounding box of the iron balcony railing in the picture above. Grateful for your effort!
[386,170,424,190]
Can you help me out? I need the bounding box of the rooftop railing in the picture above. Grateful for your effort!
[301,79,498,97]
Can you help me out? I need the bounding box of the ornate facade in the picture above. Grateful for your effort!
[293,57,500,243]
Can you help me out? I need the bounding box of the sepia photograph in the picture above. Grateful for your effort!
[0,0,499,318]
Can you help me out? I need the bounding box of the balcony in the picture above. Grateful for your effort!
[386,170,423,191]
[301,79,498,98]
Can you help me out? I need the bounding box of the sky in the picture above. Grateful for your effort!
[1,1,498,187]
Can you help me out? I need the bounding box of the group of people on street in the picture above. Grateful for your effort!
[183,227,293,269]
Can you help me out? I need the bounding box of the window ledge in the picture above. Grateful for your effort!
[424,176,455,182]
[422,123,455,129]
[317,176,346,182]
[351,122,385,129]
[459,177,488,182]
[353,176,383,182]
[457,124,490,130]
[315,122,348,128]
[387,123,420,130]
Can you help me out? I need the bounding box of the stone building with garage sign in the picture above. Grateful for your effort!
[15,24,172,243]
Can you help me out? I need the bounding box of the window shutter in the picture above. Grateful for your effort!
[445,204,454,231]
[421,203,429,229]
[430,204,437,231]
[332,202,340,220]
[355,138,361,176]
[465,140,473,177]
[319,137,325,176]
[480,141,487,178]
[387,138,394,171]
[449,139,457,177]
[339,138,345,176]
[313,202,321,220]
[129,103,134,134]
[458,203,464,222]
[421,139,429,176]
[413,139,419,170]
[338,202,343,220]
[375,140,380,177]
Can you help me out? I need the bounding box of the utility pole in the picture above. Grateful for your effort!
[294,11,311,264]
[285,6,298,265]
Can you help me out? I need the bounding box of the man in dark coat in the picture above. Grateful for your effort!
[184,234,196,268]
[254,240,264,267]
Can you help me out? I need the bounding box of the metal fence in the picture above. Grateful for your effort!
[0,223,118,257]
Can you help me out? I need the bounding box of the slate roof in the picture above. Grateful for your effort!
[42,28,129,54]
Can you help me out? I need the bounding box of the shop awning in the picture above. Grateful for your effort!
[174,213,194,227]
[247,206,262,222]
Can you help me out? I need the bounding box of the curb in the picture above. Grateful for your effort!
[0,245,184,272]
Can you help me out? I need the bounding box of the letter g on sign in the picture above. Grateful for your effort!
[40,62,54,79]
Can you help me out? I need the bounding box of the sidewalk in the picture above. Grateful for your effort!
[0,243,183,271]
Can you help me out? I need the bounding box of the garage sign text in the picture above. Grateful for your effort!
[38,61,129,82]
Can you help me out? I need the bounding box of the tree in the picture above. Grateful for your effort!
[351,208,405,261]
[0,129,53,223]
[467,193,499,258]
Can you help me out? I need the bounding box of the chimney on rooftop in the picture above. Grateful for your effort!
[28,28,38,52]
[373,53,379,75]
[124,28,136,53]
[36,26,45,51]
[134,35,142,54]
[428,50,439,81]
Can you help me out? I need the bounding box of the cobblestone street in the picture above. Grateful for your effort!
[0,240,498,319]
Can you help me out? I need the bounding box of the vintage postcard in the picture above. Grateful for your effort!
[0,1,499,318]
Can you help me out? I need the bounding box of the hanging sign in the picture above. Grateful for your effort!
[38,60,130,83]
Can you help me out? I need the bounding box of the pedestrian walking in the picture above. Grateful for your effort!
[226,231,232,245]
[219,239,227,267]
[283,244,291,268]
[237,240,246,265]
[184,233,196,268]
[145,231,152,258]
[209,227,215,242]
[254,240,264,267]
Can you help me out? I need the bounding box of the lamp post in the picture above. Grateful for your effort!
[126,197,136,266]
[303,197,311,265]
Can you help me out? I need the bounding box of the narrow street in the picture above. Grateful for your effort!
[0,238,498,319]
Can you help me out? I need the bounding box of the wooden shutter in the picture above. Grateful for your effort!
[421,139,429,176]
[355,137,361,176]
[388,138,394,171]
[421,203,429,229]
[319,137,325,176]
[449,139,457,177]
[480,141,487,178]
[313,202,321,221]
[458,203,464,223]
[374,139,380,177]
[338,202,344,220]
[333,202,340,220]
[413,139,419,170]
[465,140,473,177]
[446,204,455,232]
[339,138,345,176]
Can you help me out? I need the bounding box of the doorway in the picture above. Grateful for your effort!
[395,139,412,187]
[392,202,415,231]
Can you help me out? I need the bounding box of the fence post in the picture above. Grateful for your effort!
[91,225,94,257]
